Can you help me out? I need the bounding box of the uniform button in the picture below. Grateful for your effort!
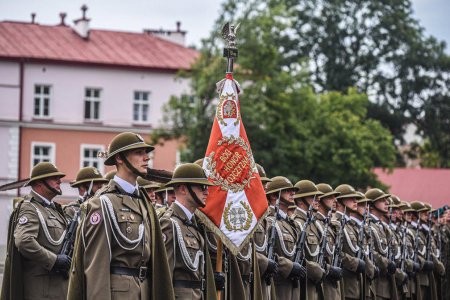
[130,214,135,221]
[121,215,126,220]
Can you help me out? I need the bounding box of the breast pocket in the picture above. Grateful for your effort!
[185,235,201,257]
[117,213,141,239]
[46,219,65,238]
[282,233,295,252]
[307,234,319,255]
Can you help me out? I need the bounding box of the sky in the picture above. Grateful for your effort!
[0,0,449,50]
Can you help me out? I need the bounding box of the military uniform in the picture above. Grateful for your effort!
[365,189,397,300]
[1,163,68,300]
[264,177,302,300]
[333,185,366,300]
[159,163,216,300]
[66,132,174,300]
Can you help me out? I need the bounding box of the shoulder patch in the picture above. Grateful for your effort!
[18,216,28,225]
[90,212,102,225]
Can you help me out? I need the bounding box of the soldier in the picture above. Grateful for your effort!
[388,196,410,300]
[159,163,216,299]
[402,201,422,300]
[253,166,276,300]
[155,184,176,217]
[67,132,174,299]
[1,162,70,300]
[333,184,367,300]
[265,176,305,300]
[64,166,108,220]
[137,176,160,205]
[353,192,377,299]
[316,183,344,300]
[412,201,444,300]
[365,188,398,300]
[291,180,327,300]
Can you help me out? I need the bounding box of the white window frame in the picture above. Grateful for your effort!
[33,84,52,119]
[80,144,105,173]
[30,142,56,171]
[84,87,102,121]
[133,91,150,123]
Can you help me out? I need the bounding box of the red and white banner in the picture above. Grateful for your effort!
[197,73,268,254]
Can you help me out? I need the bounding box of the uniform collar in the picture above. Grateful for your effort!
[278,209,287,220]
[411,221,418,228]
[350,216,362,226]
[422,223,430,231]
[296,207,307,217]
[370,213,380,222]
[113,175,138,194]
[174,201,193,221]
[31,189,52,205]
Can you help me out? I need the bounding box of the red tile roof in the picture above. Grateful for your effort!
[0,21,199,71]
[374,167,450,208]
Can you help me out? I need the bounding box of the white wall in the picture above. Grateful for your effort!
[0,61,20,121]
[22,64,191,127]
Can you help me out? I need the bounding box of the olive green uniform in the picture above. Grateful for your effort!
[266,208,301,300]
[5,191,68,300]
[291,208,326,300]
[67,180,175,300]
[315,212,343,300]
[160,202,216,300]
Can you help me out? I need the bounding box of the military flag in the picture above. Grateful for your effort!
[196,23,268,255]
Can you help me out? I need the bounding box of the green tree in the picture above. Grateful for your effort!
[155,0,396,188]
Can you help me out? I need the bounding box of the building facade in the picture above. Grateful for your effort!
[0,11,198,247]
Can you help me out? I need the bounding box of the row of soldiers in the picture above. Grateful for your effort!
[1,131,450,300]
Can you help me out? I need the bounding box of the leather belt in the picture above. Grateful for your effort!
[173,279,206,291]
[110,266,149,281]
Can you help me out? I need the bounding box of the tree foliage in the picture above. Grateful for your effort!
[154,0,397,188]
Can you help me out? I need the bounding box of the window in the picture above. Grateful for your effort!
[31,142,55,168]
[80,144,104,172]
[34,85,51,118]
[133,91,150,122]
[84,88,101,121]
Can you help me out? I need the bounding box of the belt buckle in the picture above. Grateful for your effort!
[138,266,147,281]
[201,278,206,291]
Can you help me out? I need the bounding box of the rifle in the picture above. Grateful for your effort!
[425,211,433,261]
[387,206,394,261]
[264,191,281,285]
[317,210,332,268]
[400,221,407,273]
[59,209,81,278]
[292,203,315,288]
[332,206,347,267]
[413,219,422,264]
[438,214,442,262]
[356,203,369,259]
[366,206,374,263]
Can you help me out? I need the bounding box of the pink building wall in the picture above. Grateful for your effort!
[20,127,180,182]
[22,63,190,127]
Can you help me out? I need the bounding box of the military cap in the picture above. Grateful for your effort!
[194,158,204,166]
[26,162,65,186]
[423,203,432,212]
[256,163,272,184]
[104,170,117,181]
[317,183,340,199]
[401,201,415,212]
[102,132,154,166]
[410,201,428,212]
[365,188,391,203]
[388,195,401,208]
[155,184,174,193]
[294,180,323,199]
[265,176,298,195]
[70,167,108,187]
[137,177,161,189]
[356,191,371,204]
[165,163,213,187]
[335,184,362,200]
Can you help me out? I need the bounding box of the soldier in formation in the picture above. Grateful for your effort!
[3,132,450,300]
